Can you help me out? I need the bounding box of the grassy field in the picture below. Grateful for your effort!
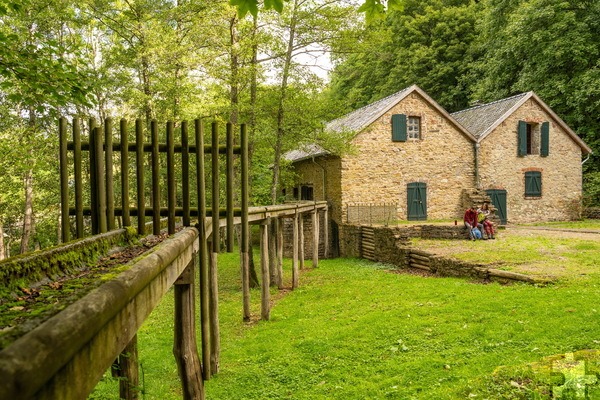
[90,227,600,399]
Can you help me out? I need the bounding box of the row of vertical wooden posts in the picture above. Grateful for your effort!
[57,117,327,399]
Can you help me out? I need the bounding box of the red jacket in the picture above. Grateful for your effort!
[463,209,478,226]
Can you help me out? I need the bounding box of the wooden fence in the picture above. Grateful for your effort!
[0,118,330,400]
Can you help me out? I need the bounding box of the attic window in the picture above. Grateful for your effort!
[407,116,421,139]
[518,121,549,156]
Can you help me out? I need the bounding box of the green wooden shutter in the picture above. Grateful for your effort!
[518,120,527,156]
[525,171,542,197]
[392,114,407,142]
[540,121,549,157]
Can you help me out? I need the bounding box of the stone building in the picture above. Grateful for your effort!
[284,85,592,226]
[452,92,592,223]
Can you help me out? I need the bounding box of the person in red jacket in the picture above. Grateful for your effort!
[463,205,482,240]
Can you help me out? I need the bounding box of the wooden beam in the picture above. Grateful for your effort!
[260,219,270,320]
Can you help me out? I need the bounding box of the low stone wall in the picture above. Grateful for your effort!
[338,224,549,284]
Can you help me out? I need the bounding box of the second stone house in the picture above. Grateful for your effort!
[284,85,592,226]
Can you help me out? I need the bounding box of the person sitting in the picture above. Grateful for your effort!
[463,205,483,240]
[477,203,495,239]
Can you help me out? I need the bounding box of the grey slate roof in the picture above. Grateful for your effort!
[283,143,328,163]
[451,92,530,139]
[325,86,413,133]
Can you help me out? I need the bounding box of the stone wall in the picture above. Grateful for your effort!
[478,98,584,223]
[281,212,327,259]
[337,224,547,284]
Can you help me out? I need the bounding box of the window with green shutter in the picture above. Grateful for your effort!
[518,121,528,156]
[540,121,549,156]
[391,114,407,142]
[525,171,542,197]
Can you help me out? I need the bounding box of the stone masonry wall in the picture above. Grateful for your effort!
[340,92,476,222]
[478,98,584,223]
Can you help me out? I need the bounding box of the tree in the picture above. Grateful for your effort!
[472,0,600,206]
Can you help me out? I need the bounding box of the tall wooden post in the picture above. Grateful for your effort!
[299,214,305,269]
[135,119,145,235]
[240,124,250,322]
[73,118,83,238]
[174,258,205,400]
[151,120,160,235]
[195,119,211,380]
[59,117,69,243]
[105,118,115,231]
[312,210,318,268]
[94,127,107,234]
[292,210,299,289]
[276,218,284,289]
[89,118,98,234]
[226,122,234,252]
[181,121,190,227]
[167,121,176,235]
[323,207,329,259]
[260,219,271,320]
[210,122,220,374]
[120,119,131,227]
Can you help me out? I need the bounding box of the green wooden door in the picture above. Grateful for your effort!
[407,182,427,221]
[486,189,507,225]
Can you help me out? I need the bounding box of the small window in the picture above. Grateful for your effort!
[407,116,421,139]
[518,121,544,156]
[525,171,542,197]
[293,187,299,200]
[300,185,314,201]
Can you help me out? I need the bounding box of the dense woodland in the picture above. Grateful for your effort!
[0,0,598,258]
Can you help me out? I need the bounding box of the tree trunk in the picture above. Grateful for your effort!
[270,0,298,204]
[0,225,6,260]
[20,168,34,254]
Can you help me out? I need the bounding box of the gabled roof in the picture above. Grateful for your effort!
[452,92,592,154]
[285,85,476,163]
[326,85,475,142]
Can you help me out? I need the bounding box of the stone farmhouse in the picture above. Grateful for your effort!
[284,85,592,227]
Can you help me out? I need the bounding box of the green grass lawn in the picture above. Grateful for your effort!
[90,232,600,399]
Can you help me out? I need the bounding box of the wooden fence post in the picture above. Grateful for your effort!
[181,121,190,227]
[167,121,176,235]
[94,126,107,234]
[120,119,130,228]
[240,124,250,322]
[226,122,234,253]
[195,119,211,380]
[312,209,318,268]
[73,118,83,238]
[174,257,204,400]
[135,119,145,235]
[59,117,69,243]
[292,210,299,289]
[105,118,115,231]
[151,120,160,235]
[260,219,271,320]
[299,213,305,269]
[276,218,284,289]
[210,122,220,374]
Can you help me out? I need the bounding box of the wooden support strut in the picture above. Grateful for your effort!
[240,124,251,322]
[174,257,205,400]
[292,209,299,289]
[312,210,319,268]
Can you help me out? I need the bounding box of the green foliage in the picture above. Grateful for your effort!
[329,0,480,113]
